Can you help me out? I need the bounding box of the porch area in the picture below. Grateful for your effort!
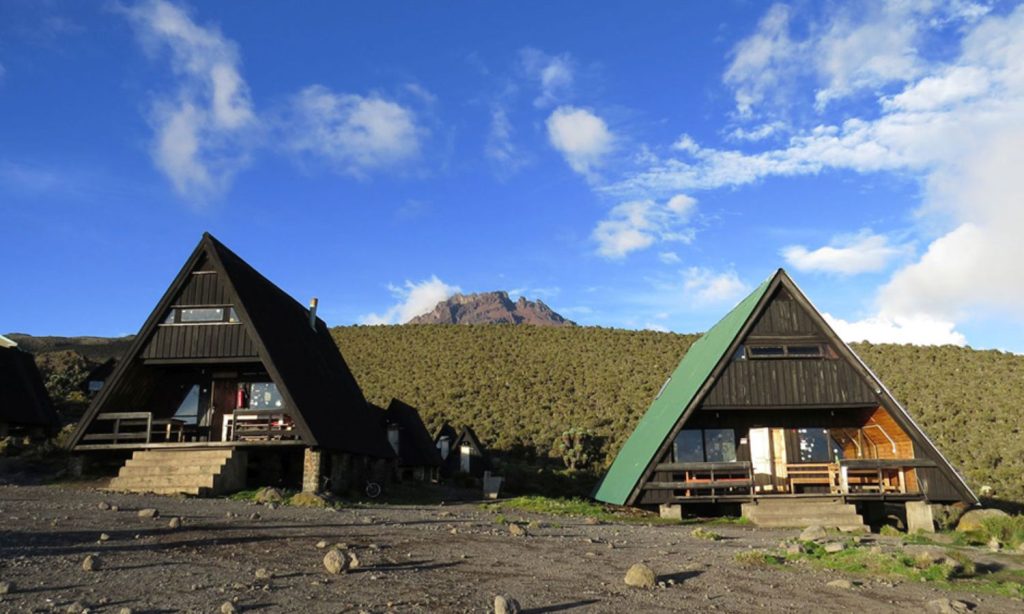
[640,405,934,505]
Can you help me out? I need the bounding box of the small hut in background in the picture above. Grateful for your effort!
[0,336,59,437]
[380,399,441,482]
[434,422,490,478]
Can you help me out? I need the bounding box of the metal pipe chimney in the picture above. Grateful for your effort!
[308,297,319,330]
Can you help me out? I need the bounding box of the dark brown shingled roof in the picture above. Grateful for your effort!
[0,346,58,428]
[383,398,442,468]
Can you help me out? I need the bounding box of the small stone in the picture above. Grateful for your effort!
[826,579,854,589]
[65,602,86,614]
[168,517,181,529]
[823,542,845,554]
[255,568,272,581]
[494,595,521,614]
[926,598,971,614]
[220,602,237,614]
[987,537,1001,552]
[82,554,98,572]
[110,505,119,512]
[249,512,261,521]
[508,523,528,537]
[584,517,601,525]
[346,551,361,570]
[799,525,827,542]
[786,543,803,555]
[323,549,349,575]
[137,508,159,519]
[624,563,656,589]
[118,608,133,614]
[0,581,12,595]
[97,501,110,511]
[316,540,328,549]
[99,533,110,542]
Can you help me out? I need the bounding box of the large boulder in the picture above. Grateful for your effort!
[955,508,1009,533]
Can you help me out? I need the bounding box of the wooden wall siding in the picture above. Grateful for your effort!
[702,359,877,408]
[749,292,819,337]
[863,406,914,459]
[175,271,230,306]
[141,324,259,360]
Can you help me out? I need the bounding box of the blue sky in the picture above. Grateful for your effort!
[3,1,1023,353]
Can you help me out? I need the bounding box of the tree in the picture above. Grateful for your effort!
[554,428,599,471]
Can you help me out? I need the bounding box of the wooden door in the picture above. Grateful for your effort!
[210,379,238,442]
[749,427,773,491]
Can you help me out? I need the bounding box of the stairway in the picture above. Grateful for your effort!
[107,448,246,496]
[741,497,868,531]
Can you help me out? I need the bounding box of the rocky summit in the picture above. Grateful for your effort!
[407,291,574,327]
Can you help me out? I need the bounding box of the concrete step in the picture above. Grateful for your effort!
[126,450,234,464]
[742,499,867,530]
[747,515,868,528]
[118,464,229,478]
[745,505,859,516]
[104,484,206,496]
[109,475,217,490]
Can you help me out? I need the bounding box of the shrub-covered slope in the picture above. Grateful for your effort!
[334,325,1024,504]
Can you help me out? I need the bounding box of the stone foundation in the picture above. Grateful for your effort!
[302,448,324,493]
[906,500,936,533]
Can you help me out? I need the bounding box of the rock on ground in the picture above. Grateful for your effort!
[82,555,97,572]
[926,598,972,613]
[0,580,12,595]
[137,508,159,519]
[254,487,284,505]
[508,523,528,537]
[220,601,237,613]
[323,549,350,575]
[624,563,656,589]
[823,542,845,553]
[255,568,272,581]
[494,594,521,614]
[289,491,328,508]
[955,508,1008,532]
[799,525,827,542]
[827,579,854,589]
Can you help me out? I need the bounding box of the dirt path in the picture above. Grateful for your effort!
[0,485,1020,613]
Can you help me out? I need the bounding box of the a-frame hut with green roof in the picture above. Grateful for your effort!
[594,269,976,530]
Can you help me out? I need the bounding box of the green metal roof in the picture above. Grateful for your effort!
[592,275,773,505]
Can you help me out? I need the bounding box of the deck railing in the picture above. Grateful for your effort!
[81,412,184,445]
[643,461,754,497]
[223,409,298,442]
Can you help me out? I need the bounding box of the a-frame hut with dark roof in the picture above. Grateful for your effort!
[67,233,395,496]
[380,399,442,482]
[594,269,977,532]
[434,422,490,478]
[0,338,59,437]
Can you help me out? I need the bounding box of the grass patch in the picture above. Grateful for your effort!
[879,525,903,537]
[481,496,678,525]
[228,488,264,502]
[734,550,785,567]
[691,527,724,541]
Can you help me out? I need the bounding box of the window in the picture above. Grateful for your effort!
[704,428,738,462]
[796,428,844,463]
[747,344,826,359]
[673,430,704,463]
[674,428,736,463]
[248,382,284,410]
[173,384,201,425]
[162,306,240,325]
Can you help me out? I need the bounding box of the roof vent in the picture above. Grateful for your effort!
[308,297,319,330]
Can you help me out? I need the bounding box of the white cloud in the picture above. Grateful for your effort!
[683,267,748,305]
[825,313,966,346]
[361,276,460,325]
[782,230,906,275]
[723,2,992,115]
[286,85,422,176]
[485,106,527,173]
[123,0,256,202]
[520,48,574,107]
[615,3,1024,346]
[643,322,670,333]
[592,195,698,259]
[546,106,613,176]
[659,251,681,264]
[728,121,787,142]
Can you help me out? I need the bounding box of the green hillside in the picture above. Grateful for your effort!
[334,325,1024,505]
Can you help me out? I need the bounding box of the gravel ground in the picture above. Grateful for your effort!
[0,484,1021,613]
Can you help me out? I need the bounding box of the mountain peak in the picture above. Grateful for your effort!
[407,292,574,327]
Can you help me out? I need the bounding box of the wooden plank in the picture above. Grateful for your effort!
[643,480,753,490]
